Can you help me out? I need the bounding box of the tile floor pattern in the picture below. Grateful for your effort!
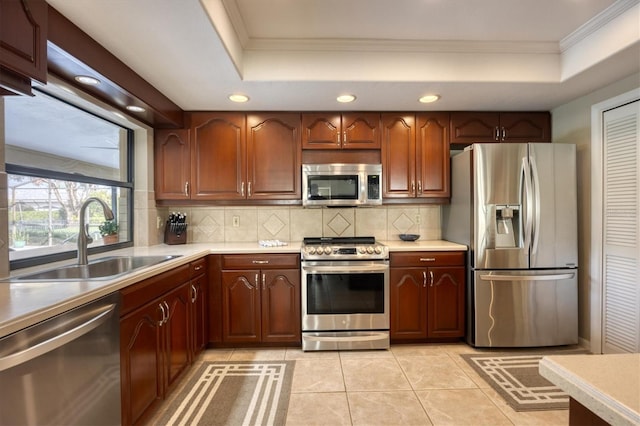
[151,344,570,426]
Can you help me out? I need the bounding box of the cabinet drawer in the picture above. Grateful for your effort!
[120,264,190,316]
[222,254,300,270]
[190,257,207,277]
[390,251,464,267]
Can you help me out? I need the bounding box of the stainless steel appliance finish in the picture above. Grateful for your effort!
[443,143,578,347]
[301,237,390,350]
[302,163,382,207]
[0,293,121,425]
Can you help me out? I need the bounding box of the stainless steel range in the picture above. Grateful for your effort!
[301,236,390,351]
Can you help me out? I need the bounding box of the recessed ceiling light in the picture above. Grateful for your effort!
[337,94,356,103]
[229,94,249,103]
[419,94,440,103]
[125,105,146,113]
[74,75,100,85]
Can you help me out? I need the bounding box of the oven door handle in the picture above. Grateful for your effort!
[302,264,389,274]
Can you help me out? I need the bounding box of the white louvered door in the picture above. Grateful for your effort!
[602,100,640,354]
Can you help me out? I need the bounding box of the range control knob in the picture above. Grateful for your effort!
[306,247,316,255]
[323,246,332,255]
[374,246,382,254]
[358,246,366,254]
[366,246,374,254]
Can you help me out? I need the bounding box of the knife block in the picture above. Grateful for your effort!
[164,223,187,245]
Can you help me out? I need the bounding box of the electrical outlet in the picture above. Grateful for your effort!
[415,214,421,225]
[232,216,240,227]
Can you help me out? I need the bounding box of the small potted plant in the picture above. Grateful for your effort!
[99,220,119,244]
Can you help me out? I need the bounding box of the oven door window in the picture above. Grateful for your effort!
[307,175,359,201]
[306,272,384,314]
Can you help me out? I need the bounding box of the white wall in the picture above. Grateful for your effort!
[552,71,640,343]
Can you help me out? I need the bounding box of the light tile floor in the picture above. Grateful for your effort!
[188,343,570,426]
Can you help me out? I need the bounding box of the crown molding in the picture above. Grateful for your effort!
[560,0,639,52]
[245,38,559,54]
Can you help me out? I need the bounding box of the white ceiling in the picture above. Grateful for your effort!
[46,0,640,111]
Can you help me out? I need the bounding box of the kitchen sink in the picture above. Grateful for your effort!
[13,255,182,281]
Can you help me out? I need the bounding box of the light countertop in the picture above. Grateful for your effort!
[539,354,640,426]
[0,240,467,338]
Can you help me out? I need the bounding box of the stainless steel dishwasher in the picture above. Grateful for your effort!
[0,293,121,425]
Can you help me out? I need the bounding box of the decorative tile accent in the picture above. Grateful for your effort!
[258,209,290,241]
[322,208,355,237]
[327,213,350,236]
[191,208,224,243]
[392,213,415,234]
[263,214,285,236]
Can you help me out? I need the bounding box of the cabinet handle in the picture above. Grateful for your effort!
[262,273,266,290]
[501,127,507,141]
[417,181,422,193]
[252,260,269,264]
[194,265,203,271]
[411,181,415,193]
[248,181,252,197]
[255,273,259,287]
[163,301,170,325]
[191,284,198,303]
[241,182,245,197]
[422,271,427,287]
[184,182,189,197]
[336,133,341,145]
[343,131,347,145]
[158,303,166,326]
[495,127,500,141]
[419,258,436,262]
[429,271,434,287]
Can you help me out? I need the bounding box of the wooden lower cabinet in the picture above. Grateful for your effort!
[221,254,301,344]
[120,259,208,425]
[390,251,465,342]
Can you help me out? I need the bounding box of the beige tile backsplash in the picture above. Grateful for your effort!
[160,205,441,243]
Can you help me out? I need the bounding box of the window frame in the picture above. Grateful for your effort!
[6,92,135,270]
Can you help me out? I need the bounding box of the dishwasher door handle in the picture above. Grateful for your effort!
[0,303,116,372]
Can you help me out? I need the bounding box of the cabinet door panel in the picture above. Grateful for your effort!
[450,112,499,143]
[191,113,246,200]
[0,0,47,83]
[500,112,551,142]
[416,113,450,198]
[342,113,380,149]
[302,113,341,149]
[390,268,428,340]
[381,114,416,198]
[222,270,261,342]
[261,269,300,342]
[247,113,301,199]
[154,129,190,200]
[427,266,465,338]
[120,302,163,426]
[163,284,191,390]
[191,274,208,357]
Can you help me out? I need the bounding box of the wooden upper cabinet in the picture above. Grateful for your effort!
[154,129,190,200]
[381,113,449,200]
[450,112,499,143]
[381,113,416,198]
[499,112,551,142]
[450,112,551,144]
[247,113,301,200]
[0,0,47,85]
[416,112,450,198]
[302,113,380,149]
[190,112,246,200]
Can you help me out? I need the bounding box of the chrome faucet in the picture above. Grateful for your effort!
[78,197,114,265]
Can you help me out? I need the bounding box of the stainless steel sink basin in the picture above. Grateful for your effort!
[14,255,182,281]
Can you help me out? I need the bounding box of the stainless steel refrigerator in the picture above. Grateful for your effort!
[443,143,578,347]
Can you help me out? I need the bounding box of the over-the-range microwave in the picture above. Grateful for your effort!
[302,163,382,207]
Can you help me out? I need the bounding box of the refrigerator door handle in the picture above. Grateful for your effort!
[479,273,575,281]
[521,157,533,252]
[530,155,541,255]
